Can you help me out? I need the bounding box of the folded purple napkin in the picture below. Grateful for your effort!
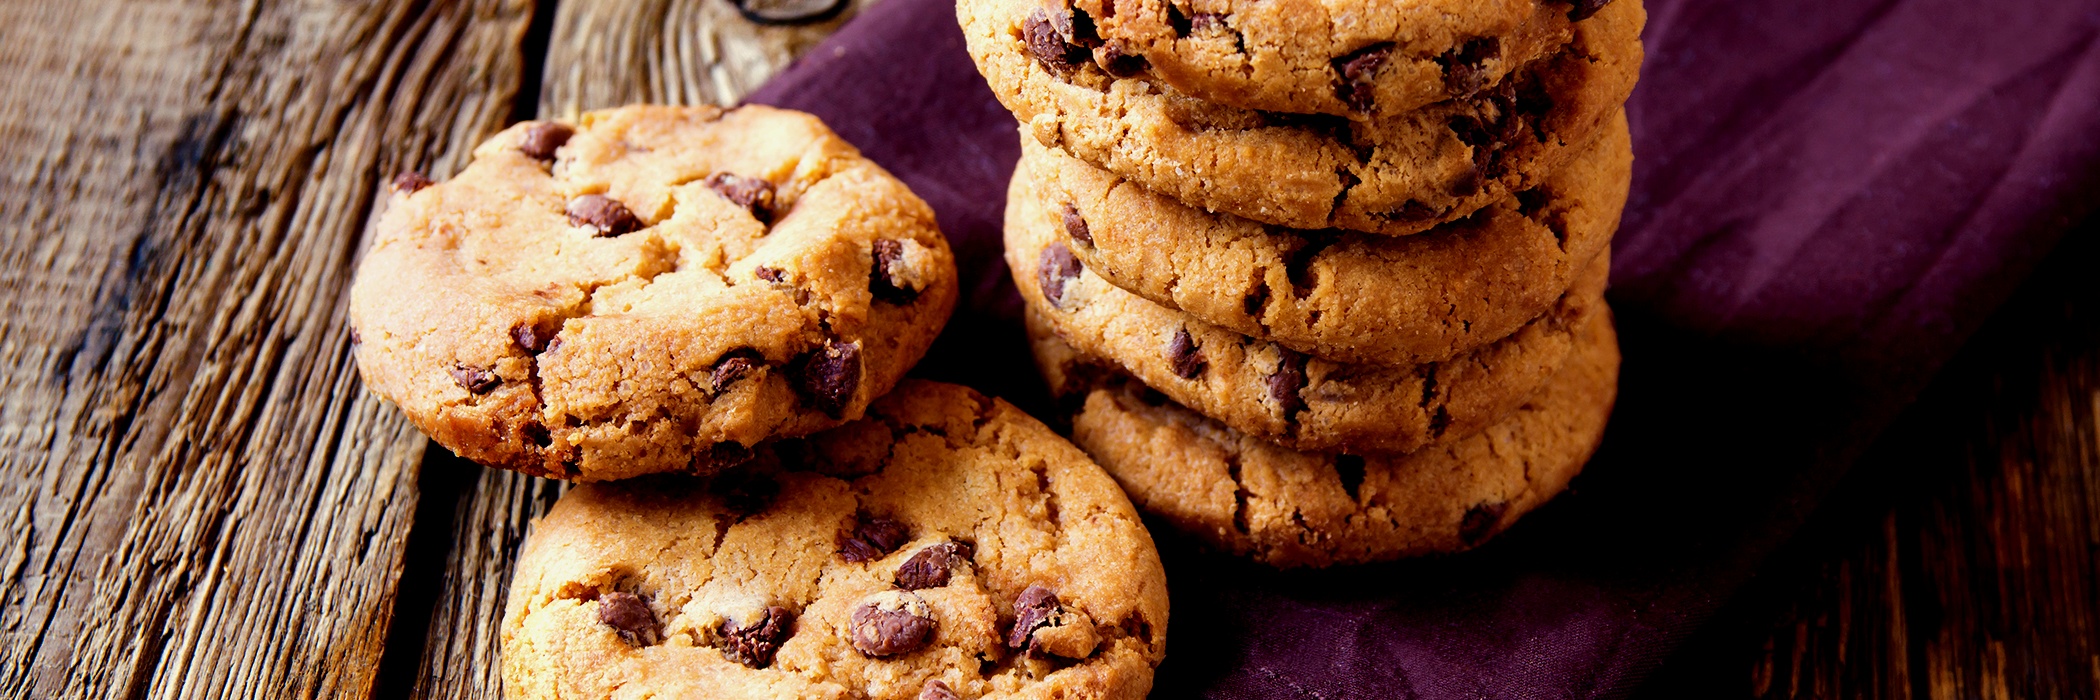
[749,1,2100,696]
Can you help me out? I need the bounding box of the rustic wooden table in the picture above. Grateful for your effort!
[0,1,2091,698]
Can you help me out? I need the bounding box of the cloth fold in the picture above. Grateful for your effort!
[748,0,2100,695]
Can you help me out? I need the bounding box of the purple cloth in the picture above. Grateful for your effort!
[749,1,2100,696]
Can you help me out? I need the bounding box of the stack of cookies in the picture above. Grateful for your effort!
[351,105,1170,698]
[961,0,1644,567]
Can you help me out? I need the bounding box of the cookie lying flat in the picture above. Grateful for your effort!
[501,380,1168,699]
[350,105,956,481]
[960,0,1642,236]
[1053,0,1585,119]
[1068,307,1618,567]
[1011,170,1608,455]
[1028,110,1628,366]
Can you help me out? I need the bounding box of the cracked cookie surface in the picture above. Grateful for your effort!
[960,0,1642,236]
[1068,305,1618,567]
[1051,0,1590,119]
[349,105,957,481]
[500,380,1169,699]
[1010,170,1608,455]
[1026,110,1627,366]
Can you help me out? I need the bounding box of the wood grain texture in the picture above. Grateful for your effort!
[399,2,864,697]
[0,1,531,697]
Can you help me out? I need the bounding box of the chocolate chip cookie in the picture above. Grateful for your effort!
[1054,0,1595,119]
[1011,168,1608,454]
[1068,304,1618,567]
[1026,110,1628,366]
[960,0,1642,235]
[501,380,1168,698]
[350,105,957,481]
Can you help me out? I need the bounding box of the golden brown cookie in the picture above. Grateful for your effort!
[1010,167,1609,455]
[960,0,1643,235]
[1049,0,1592,119]
[350,105,957,481]
[501,380,1168,699]
[1027,110,1628,366]
[1068,307,1618,567]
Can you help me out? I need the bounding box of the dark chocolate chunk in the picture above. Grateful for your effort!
[1052,3,1103,47]
[1166,328,1206,379]
[721,606,795,668]
[566,194,643,237]
[448,363,500,394]
[512,321,558,354]
[1023,8,1089,76]
[704,172,776,223]
[1569,0,1612,21]
[1096,42,1150,78]
[1006,585,1061,654]
[1061,203,1093,246]
[1267,350,1308,420]
[754,266,787,283]
[729,0,849,25]
[518,122,574,162]
[710,347,765,393]
[1189,12,1228,33]
[839,512,911,562]
[389,171,433,194]
[869,239,919,304]
[597,591,661,646]
[1439,37,1501,97]
[1333,43,1393,112]
[1038,241,1085,309]
[919,679,961,700]
[894,540,974,590]
[1460,501,1510,544]
[849,592,936,657]
[790,339,861,417]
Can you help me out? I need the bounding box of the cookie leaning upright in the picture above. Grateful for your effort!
[502,380,1169,699]
[349,105,957,481]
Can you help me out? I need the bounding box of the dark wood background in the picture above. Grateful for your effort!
[0,1,2091,698]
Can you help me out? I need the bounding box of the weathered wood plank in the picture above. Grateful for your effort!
[0,1,533,697]
[401,2,864,697]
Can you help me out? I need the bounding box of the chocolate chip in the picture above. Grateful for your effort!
[1096,42,1150,78]
[1006,584,1091,657]
[1060,203,1093,246]
[790,338,861,417]
[1166,328,1206,379]
[895,540,974,590]
[849,591,936,657]
[704,173,776,223]
[1440,37,1501,97]
[755,266,787,283]
[448,363,500,394]
[1052,3,1103,47]
[1023,8,1089,76]
[1038,241,1084,309]
[1267,350,1308,421]
[839,512,910,562]
[1459,501,1509,544]
[1569,0,1612,21]
[1189,12,1228,33]
[512,322,558,354]
[721,606,795,668]
[711,469,779,515]
[1335,454,1366,501]
[348,327,362,346]
[1333,43,1393,112]
[389,171,433,194]
[919,680,961,700]
[597,592,661,646]
[566,194,643,237]
[710,347,765,393]
[869,239,919,304]
[518,122,573,161]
